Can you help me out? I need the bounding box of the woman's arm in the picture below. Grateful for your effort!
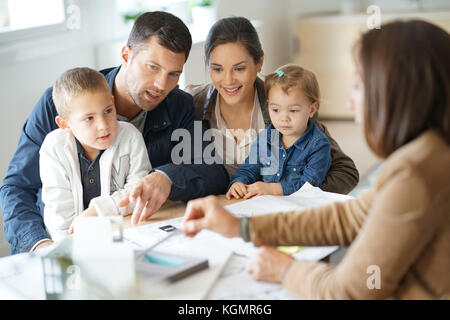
[314,120,359,194]
[250,190,372,247]
[257,171,437,299]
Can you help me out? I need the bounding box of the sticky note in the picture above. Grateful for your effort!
[277,246,303,254]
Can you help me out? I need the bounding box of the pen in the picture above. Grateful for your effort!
[134,229,182,260]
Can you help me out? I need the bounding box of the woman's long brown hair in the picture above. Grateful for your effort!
[357,20,450,158]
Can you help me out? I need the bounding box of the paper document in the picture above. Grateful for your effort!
[123,219,232,299]
[123,183,354,299]
[206,184,354,299]
[207,254,299,300]
[225,182,353,218]
[213,182,351,260]
[0,253,46,299]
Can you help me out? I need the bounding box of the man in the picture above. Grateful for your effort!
[0,11,229,254]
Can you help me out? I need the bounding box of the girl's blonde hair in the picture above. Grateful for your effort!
[264,64,320,108]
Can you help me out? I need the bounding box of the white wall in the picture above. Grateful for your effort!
[287,0,450,58]
[0,0,117,256]
[216,0,290,75]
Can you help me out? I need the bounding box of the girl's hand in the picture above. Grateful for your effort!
[244,182,283,199]
[226,181,248,199]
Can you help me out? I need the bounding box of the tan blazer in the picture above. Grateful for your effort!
[249,130,450,299]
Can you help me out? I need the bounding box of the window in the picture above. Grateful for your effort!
[0,0,67,42]
[116,0,193,25]
[0,0,65,32]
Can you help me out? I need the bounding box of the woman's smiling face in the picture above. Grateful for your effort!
[209,42,263,107]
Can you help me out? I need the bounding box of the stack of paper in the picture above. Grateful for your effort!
[123,183,354,299]
[222,182,353,261]
[225,182,353,218]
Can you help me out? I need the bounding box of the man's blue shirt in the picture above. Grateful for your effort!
[0,66,229,254]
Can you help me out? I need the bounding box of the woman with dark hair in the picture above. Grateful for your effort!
[185,16,359,195]
[181,20,450,299]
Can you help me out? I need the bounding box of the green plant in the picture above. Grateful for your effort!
[191,0,212,8]
[122,11,145,23]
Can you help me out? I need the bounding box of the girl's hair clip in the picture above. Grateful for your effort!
[276,70,284,78]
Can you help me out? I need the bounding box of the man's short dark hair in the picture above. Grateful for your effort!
[127,11,192,61]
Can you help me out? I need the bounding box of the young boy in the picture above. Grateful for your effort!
[40,67,151,241]
[227,64,331,199]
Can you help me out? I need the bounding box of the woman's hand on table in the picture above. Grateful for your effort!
[181,195,240,238]
[247,246,295,283]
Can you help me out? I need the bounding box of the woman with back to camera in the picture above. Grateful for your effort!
[181,20,450,299]
[185,16,359,195]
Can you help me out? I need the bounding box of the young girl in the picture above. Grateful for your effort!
[226,64,331,199]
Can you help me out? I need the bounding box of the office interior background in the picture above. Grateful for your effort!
[0,0,449,257]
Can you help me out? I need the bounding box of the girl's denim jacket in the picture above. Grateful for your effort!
[230,121,332,195]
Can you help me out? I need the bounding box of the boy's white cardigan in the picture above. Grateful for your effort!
[40,121,151,241]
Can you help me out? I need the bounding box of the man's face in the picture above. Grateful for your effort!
[123,36,186,111]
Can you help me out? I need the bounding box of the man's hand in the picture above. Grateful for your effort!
[119,171,172,225]
[246,246,295,283]
[33,240,53,251]
[243,182,283,199]
[181,196,239,238]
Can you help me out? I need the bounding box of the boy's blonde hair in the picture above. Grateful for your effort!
[264,64,320,108]
[52,67,110,118]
